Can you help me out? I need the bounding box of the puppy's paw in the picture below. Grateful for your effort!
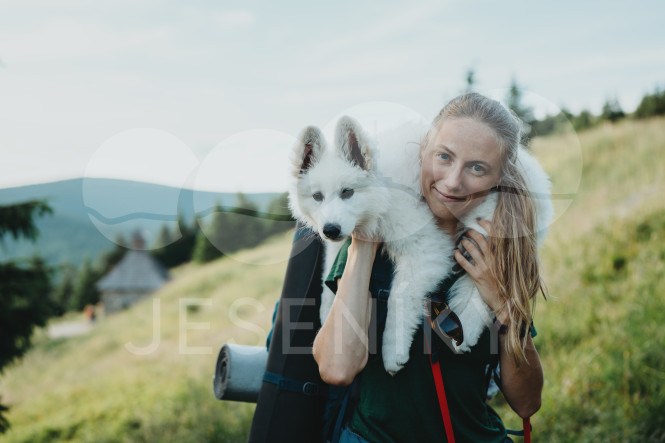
[453,341,471,353]
[383,345,409,375]
[383,358,405,376]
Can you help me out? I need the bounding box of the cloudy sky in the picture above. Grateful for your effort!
[1,0,663,192]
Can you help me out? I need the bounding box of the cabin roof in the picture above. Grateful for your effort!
[97,250,170,292]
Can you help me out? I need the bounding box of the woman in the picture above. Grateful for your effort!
[313,93,546,442]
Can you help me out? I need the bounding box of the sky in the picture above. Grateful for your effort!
[1,0,664,192]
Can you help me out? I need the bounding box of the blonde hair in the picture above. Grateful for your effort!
[424,92,546,365]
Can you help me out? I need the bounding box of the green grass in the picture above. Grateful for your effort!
[2,116,665,441]
[492,207,665,441]
[489,116,665,441]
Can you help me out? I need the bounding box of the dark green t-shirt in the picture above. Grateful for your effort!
[326,239,508,443]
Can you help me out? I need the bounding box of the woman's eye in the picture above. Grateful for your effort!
[312,192,324,202]
[472,164,486,174]
[438,153,450,161]
[340,188,354,199]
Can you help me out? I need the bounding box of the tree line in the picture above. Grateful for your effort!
[520,82,665,139]
[463,69,665,140]
[48,192,294,316]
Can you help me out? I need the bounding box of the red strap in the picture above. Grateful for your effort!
[523,417,531,443]
[424,314,456,442]
[425,316,532,443]
[429,356,456,443]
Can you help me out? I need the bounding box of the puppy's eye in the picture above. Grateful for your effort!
[340,188,354,199]
[312,192,324,202]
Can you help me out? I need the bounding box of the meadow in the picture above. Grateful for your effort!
[1,116,664,442]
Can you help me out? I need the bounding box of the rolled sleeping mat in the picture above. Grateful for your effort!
[213,343,268,402]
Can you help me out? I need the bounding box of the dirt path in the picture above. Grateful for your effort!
[47,321,93,339]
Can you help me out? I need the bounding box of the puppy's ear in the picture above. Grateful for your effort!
[292,126,325,177]
[335,116,372,171]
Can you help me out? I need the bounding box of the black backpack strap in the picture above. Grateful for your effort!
[367,246,394,354]
[248,224,328,443]
[322,377,362,443]
[263,371,330,397]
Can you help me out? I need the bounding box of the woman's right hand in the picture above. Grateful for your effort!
[348,234,381,261]
[312,234,379,386]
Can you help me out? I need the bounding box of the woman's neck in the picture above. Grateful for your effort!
[437,219,460,237]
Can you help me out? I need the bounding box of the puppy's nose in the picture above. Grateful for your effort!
[322,223,341,240]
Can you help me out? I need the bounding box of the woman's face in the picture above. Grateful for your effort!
[420,117,503,231]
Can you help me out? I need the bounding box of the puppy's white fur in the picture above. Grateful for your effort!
[288,116,553,372]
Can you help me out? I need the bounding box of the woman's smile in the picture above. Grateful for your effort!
[433,187,467,203]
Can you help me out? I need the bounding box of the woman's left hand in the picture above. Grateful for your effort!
[453,220,504,317]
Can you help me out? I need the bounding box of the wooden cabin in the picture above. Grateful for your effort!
[97,233,170,314]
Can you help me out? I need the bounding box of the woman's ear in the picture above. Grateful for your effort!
[419,137,430,163]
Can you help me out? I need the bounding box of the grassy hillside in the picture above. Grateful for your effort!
[492,116,665,441]
[2,116,664,441]
[0,234,293,442]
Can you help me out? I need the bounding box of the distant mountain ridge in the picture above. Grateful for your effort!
[0,178,285,266]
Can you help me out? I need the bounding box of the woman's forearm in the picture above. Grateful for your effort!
[498,333,544,418]
[312,239,377,386]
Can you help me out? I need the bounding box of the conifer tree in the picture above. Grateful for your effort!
[505,78,535,144]
[155,224,172,249]
[601,98,625,122]
[573,110,595,132]
[228,192,262,251]
[0,200,53,434]
[176,215,199,264]
[634,87,665,118]
[192,227,220,263]
[99,234,127,276]
[264,192,294,238]
[51,263,76,315]
[69,260,101,312]
[154,215,199,267]
[464,68,476,93]
[192,204,225,263]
